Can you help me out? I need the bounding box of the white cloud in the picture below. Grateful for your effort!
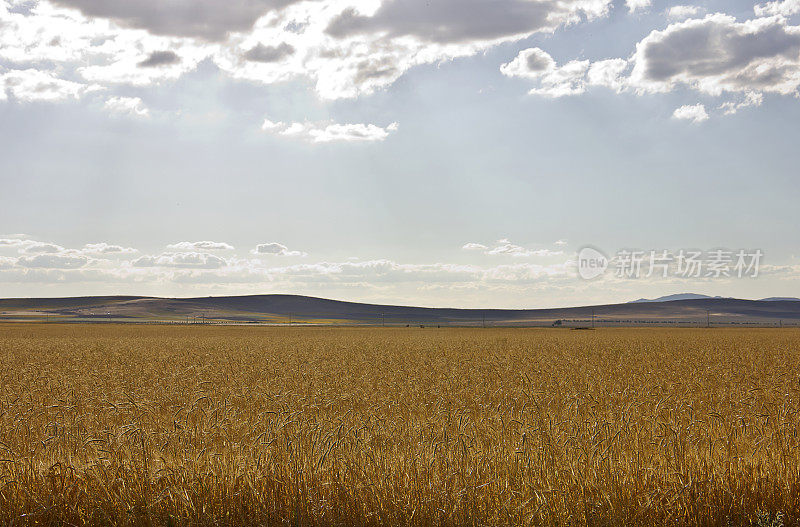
[1,0,795,155]
[0,0,615,103]
[261,119,399,143]
[21,242,65,254]
[132,252,228,269]
[628,14,800,97]
[6,236,791,306]
[0,2,211,88]
[0,235,577,292]
[587,58,629,92]
[500,48,590,97]
[0,238,36,248]
[487,239,564,257]
[672,103,709,123]
[167,241,235,251]
[17,253,88,269]
[462,243,488,251]
[302,0,612,98]
[755,0,800,17]
[1,239,138,258]
[555,239,568,246]
[1,68,99,102]
[78,45,209,87]
[104,96,149,117]
[626,0,652,13]
[151,258,574,287]
[0,252,585,304]
[252,242,306,257]
[261,119,284,131]
[82,242,137,254]
[500,13,800,120]
[719,91,764,115]
[667,5,701,19]
[463,239,564,257]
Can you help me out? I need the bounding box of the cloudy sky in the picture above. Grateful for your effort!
[2,0,800,308]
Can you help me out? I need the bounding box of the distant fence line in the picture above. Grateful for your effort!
[3,312,798,328]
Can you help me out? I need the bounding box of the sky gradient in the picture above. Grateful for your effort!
[1,0,800,307]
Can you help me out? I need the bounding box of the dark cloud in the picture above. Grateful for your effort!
[526,51,553,72]
[138,51,181,68]
[633,14,800,93]
[353,57,399,84]
[21,242,63,254]
[243,42,295,63]
[51,0,306,41]
[254,242,289,254]
[326,0,609,44]
[252,242,304,256]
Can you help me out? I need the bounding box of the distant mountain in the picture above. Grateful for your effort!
[760,297,800,302]
[630,293,719,303]
[630,294,800,304]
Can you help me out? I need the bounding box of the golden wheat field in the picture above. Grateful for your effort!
[1,324,799,526]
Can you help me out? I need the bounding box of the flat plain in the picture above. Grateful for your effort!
[1,324,799,525]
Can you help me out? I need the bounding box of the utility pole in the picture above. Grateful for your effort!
[482,313,486,329]
[381,313,385,327]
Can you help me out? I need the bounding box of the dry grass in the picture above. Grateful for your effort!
[1,324,799,526]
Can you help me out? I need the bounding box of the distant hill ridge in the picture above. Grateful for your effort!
[631,293,800,303]
[630,293,721,303]
[2,293,800,325]
[761,297,800,302]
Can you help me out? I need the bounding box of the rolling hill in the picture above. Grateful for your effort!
[2,294,800,326]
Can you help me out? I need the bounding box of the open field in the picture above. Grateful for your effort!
[1,325,799,525]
